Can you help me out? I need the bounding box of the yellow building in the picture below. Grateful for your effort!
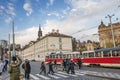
[98,21,120,48]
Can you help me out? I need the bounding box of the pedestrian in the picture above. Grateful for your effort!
[3,58,9,72]
[9,56,22,80]
[22,59,31,80]
[66,59,71,74]
[39,61,46,75]
[77,58,82,69]
[62,59,66,71]
[54,59,57,69]
[0,60,4,75]
[70,60,75,74]
[48,61,54,75]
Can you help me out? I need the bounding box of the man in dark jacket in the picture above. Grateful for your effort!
[39,61,46,75]
[77,58,82,69]
[22,59,31,80]
[48,61,54,75]
[70,60,75,74]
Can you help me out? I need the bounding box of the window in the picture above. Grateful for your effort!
[88,53,94,57]
[112,50,120,57]
[95,52,101,57]
[103,51,111,57]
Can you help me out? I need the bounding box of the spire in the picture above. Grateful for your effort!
[101,20,104,25]
[38,24,42,40]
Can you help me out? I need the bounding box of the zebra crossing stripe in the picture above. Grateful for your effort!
[75,72,85,76]
[48,74,60,79]
[30,74,39,80]
[54,73,68,78]
[36,74,51,80]
[57,71,78,77]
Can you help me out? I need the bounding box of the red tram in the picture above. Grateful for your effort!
[45,52,80,64]
[82,47,120,68]
[45,47,120,68]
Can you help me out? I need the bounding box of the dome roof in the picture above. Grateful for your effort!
[98,20,106,29]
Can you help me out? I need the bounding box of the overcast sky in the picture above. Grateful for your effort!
[0,0,120,46]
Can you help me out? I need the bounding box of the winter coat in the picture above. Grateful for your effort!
[9,57,22,80]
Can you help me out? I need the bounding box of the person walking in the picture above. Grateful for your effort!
[3,58,9,72]
[66,59,71,74]
[62,59,66,71]
[22,59,31,80]
[70,60,75,74]
[9,56,22,80]
[54,59,57,69]
[48,61,54,75]
[39,61,46,75]
[77,58,82,69]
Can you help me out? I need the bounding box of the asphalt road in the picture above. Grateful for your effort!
[2,61,120,80]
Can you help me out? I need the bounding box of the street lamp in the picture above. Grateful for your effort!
[105,14,116,47]
[12,21,16,56]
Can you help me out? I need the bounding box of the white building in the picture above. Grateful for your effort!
[20,27,73,61]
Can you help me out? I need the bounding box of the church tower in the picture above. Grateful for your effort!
[37,24,42,40]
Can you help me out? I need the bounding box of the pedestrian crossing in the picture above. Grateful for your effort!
[4,70,120,80]
[30,71,85,80]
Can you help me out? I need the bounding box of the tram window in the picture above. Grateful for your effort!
[71,54,73,58]
[89,53,94,57]
[103,51,111,57]
[95,52,101,57]
[50,55,52,58]
[63,54,66,58]
[112,51,120,56]
[117,51,120,56]
[60,54,62,58]
[68,54,70,58]
[46,56,49,58]
[53,55,55,58]
[73,54,75,58]
[56,55,58,58]
[82,53,87,58]
[76,54,79,57]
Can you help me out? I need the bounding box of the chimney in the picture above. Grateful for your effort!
[56,29,59,33]
[52,29,55,33]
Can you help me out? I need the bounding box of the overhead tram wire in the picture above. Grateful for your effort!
[71,26,98,35]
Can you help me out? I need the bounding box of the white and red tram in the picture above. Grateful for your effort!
[82,47,120,68]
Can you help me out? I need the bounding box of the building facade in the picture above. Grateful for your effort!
[98,21,120,48]
[21,28,73,61]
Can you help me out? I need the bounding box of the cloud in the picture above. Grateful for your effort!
[47,0,55,8]
[15,0,120,45]
[0,2,16,23]
[23,2,33,16]
[47,11,60,17]
[5,17,12,23]
[7,3,16,16]
[15,27,38,46]
[65,0,119,16]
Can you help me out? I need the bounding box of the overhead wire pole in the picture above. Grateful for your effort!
[106,14,116,47]
[8,34,11,63]
[12,21,16,56]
